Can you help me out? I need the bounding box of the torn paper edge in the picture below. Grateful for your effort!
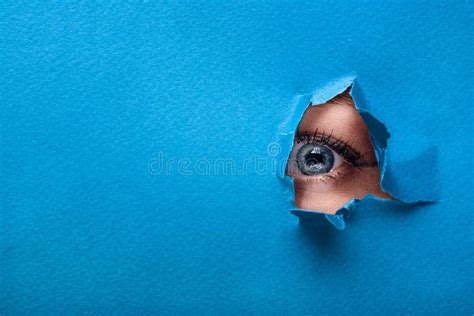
[277,73,438,230]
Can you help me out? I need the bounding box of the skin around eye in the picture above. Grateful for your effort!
[286,91,391,214]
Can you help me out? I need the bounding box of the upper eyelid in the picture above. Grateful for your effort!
[294,129,369,167]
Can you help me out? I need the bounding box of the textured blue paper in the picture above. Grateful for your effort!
[1,2,473,314]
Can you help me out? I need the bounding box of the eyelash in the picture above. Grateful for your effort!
[295,129,369,168]
[295,167,348,184]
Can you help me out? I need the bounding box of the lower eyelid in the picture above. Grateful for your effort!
[293,163,352,184]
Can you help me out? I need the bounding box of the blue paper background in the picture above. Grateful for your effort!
[1,1,473,314]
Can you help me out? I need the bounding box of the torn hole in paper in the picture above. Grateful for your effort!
[277,74,439,229]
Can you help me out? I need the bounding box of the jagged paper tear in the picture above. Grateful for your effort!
[277,73,439,230]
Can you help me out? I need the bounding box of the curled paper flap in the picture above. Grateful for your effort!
[278,74,439,229]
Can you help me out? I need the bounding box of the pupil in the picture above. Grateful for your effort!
[306,153,324,167]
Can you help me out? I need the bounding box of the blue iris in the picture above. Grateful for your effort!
[297,144,334,175]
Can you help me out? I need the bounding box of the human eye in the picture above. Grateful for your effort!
[287,130,369,178]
